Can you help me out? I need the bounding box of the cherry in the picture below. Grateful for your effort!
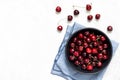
[100,36,106,41]
[86,48,92,54]
[83,42,88,48]
[70,42,75,48]
[73,37,77,42]
[93,42,98,47]
[95,14,101,20]
[74,9,79,15]
[69,48,75,54]
[84,58,90,64]
[69,55,75,61]
[90,35,96,41]
[107,26,113,31]
[86,4,92,11]
[102,50,107,55]
[93,56,98,61]
[98,45,103,51]
[73,51,79,57]
[82,52,87,57]
[97,61,102,67]
[86,38,91,43]
[79,46,84,51]
[56,6,61,12]
[84,31,90,36]
[74,60,80,65]
[87,65,93,71]
[77,40,82,45]
[78,33,84,39]
[97,53,103,59]
[92,62,96,67]
[82,64,87,70]
[88,54,92,59]
[78,56,83,61]
[67,15,73,21]
[103,55,108,60]
[87,15,93,21]
[92,48,98,54]
[103,44,108,49]
[57,25,63,31]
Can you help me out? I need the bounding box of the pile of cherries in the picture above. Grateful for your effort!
[68,31,109,71]
[55,4,113,32]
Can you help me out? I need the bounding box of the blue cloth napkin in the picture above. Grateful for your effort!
[51,22,119,80]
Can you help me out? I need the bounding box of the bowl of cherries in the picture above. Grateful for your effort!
[66,28,113,73]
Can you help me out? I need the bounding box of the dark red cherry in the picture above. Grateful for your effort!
[57,25,63,31]
[103,44,108,49]
[74,9,79,15]
[102,50,107,55]
[74,60,80,65]
[56,6,61,12]
[84,31,90,36]
[87,15,93,21]
[73,37,77,42]
[83,42,88,48]
[97,53,103,59]
[86,4,92,11]
[84,58,90,64]
[69,48,75,54]
[95,14,101,20]
[70,42,75,48]
[107,26,113,31]
[90,35,96,41]
[103,55,108,60]
[98,45,103,51]
[78,33,84,39]
[82,52,87,57]
[82,64,87,70]
[93,42,98,47]
[86,38,91,43]
[100,36,106,41]
[78,56,83,61]
[92,62,96,67]
[97,61,102,67]
[67,15,73,21]
[77,40,82,45]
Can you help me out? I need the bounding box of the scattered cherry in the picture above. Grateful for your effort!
[95,14,101,20]
[57,25,63,31]
[86,4,92,11]
[107,26,113,31]
[56,6,61,12]
[74,9,79,15]
[87,15,93,21]
[67,15,73,21]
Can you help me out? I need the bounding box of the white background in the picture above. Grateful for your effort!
[0,0,120,80]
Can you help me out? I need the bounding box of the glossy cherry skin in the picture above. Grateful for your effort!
[57,25,63,31]
[67,15,73,21]
[56,6,61,12]
[74,9,79,15]
[86,4,92,11]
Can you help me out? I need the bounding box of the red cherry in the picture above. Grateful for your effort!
[78,33,84,39]
[87,15,93,21]
[83,42,88,48]
[87,65,93,71]
[86,4,92,11]
[95,14,101,20]
[92,48,98,54]
[93,42,98,47]
[73,51,79,57]
[74,9,79,15]
[78,56,83,61]
[69,55,75,61]
[84,58,90,64]
[74,60,80,65]
[86,48,92,54]
[79,46,84,51]
[69,48,75,54]
[73,37,77,42]
[82,64,87,70]
[98,45,103,51]
[97,53,103,59]
[77,40,82,45]
[67,15,73,21]
[86,38,91,43]
[90,35,96,41]
[56,6,61,12]
[102,50,107,55]
[100,36,106,41]
[70,43,75,48]
[103,44,108,49]
[97,61,102,67]
[107,26,113,31]
[57,25,63,31]
[103,55,108,60]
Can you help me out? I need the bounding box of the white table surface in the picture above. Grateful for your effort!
[0,0,120,80]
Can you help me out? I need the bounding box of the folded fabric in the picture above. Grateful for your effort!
[51,22,119,80]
